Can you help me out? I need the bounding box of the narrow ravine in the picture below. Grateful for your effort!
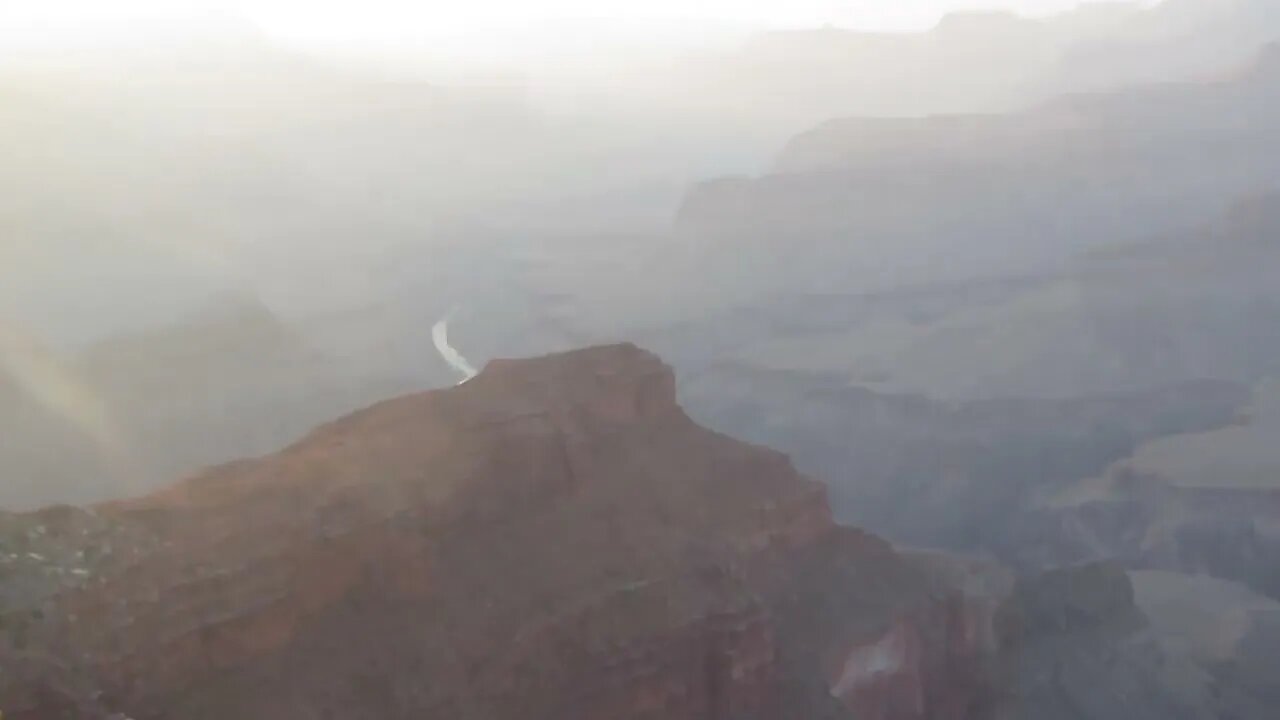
[432,310,479,385]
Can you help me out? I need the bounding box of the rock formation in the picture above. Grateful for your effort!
[682,363,1247,552]
[990,562,1280,720]
[0,344,990,720]
[672,42,1280,301]
[1018,381,1280,600]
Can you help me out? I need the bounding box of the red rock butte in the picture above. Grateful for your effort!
[1,344,989,720]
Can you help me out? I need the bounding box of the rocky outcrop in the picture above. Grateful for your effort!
[0,344,987,720]
[682,363,1247,553]
[1131,570,1280,714]
[991,563,1179,720]
[996,562,1143,642]
[827,599,988,720]
[990,562,1279,720]
[1014,380,1280,600]
[672,41,1280,300]
[1017,466,1280,602]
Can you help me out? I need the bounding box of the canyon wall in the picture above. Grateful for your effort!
[0,345,991,720]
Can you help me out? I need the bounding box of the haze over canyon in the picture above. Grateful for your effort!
[4,1,1280,718]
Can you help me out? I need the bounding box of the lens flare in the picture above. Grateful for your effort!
[0,317,124,465]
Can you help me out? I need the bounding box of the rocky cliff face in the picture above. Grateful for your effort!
[1011,380,1280,601]
[1018,465,1280,603]
[990,562,1280,720]
[682,363,1247,553]
[671,42,1280,301]
[0,344,990,720]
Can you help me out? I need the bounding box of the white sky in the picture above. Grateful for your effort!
[2,1,1157,55]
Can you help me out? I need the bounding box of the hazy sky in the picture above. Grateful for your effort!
[3,1,1159,52]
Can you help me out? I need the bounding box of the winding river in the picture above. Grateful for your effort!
[432,311,479,385]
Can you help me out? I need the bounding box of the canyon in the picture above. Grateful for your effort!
[4,3,1280,717]
[4,346,1276,720]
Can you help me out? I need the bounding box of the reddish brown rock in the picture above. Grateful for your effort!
[1,344,991,720]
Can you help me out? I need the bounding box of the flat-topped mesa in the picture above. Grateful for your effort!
[995,561,1145,644]
[468,343,679,427]
[103,344,679,518]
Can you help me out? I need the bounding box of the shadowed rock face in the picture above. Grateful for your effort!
[1015,469,1280,603]
[1017,382,1280,601]
[0,344,989,720]
[682,364,1248,553]
[991,562,1280,720]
